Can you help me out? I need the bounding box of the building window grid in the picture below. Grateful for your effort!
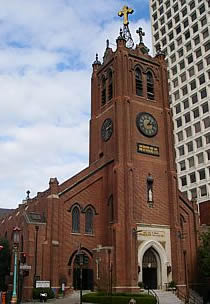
[200,16,207,27]
[205,133,210,145]
[151,0,210,203]
[151,16,208,83]
[189,1,195,10]
[195,137,203,149]
[202,28,209,40]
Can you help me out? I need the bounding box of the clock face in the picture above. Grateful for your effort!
[136,112,158,137]
[101,118,113,142]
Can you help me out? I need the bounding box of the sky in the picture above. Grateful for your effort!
[0,0,152,209]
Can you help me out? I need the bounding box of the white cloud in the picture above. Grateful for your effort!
[0,0,151,209]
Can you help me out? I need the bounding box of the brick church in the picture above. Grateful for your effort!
[0,5,199,300]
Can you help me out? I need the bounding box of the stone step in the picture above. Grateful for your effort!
[154,290,184,304]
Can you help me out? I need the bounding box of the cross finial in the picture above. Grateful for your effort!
[136,27,145,44]
[118,5,134,26]
[93,53,101,65]
[106,39,109,48]
[26,190,30,200]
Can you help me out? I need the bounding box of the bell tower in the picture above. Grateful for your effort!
[89,4,183,291]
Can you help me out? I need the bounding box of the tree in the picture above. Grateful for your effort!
[198,231,210,278]
[0,237,11,291]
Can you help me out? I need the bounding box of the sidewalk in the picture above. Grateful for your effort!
[23,290,93,304]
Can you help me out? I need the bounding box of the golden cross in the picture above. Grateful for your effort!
[118,5,134,26]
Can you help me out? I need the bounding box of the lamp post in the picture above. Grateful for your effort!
[11,227,21,304]
[76,247,85,304]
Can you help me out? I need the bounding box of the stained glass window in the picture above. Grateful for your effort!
[147,71,154,100]
[72,207,80,233]
[108,70,113,101]
[135,68,143,96]
[101,76,106,105]
[85,208,93,234]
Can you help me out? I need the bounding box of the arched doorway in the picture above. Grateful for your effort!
[138,239,170,289]
[73,252,93,290]
[142,248,158,289]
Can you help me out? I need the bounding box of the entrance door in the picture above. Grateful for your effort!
[142,248,158,289]
[82,269,93,290]
[143,267,157,289]
[73,253,94,290]
[73,269,93,290]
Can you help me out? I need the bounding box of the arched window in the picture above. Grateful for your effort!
[143,248,157,269]
[135,68,143,96]
[85,208,93,234]
[108,70,113,100]
[101,76,106,105]
[72,207,80,233]
[147,71,154,100]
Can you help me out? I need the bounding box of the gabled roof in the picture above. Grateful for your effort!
[0,208,14,218]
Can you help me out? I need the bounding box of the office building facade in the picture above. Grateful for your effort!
[150,0,210,221]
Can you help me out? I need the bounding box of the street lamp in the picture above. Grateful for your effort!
[11,226,21,304]
[76,247,85,304]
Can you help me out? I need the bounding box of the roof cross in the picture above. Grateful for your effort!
[136,27,145,44]
[118,5,134,26]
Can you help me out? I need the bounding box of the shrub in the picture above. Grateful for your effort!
[32,288,55,299]
[138,282,144,289]
[82,292,156,304]
[168,281,176,288]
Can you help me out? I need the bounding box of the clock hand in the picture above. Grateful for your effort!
[146,121,153,129]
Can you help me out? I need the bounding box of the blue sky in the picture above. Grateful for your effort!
[0,0,151,209]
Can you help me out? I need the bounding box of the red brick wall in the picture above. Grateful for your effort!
[200,200,210,225]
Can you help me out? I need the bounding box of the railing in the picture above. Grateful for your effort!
[176,287,203,304]
[148,289,159,304]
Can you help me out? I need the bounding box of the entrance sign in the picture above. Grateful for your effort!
[137,143,160,156]
[36,281,50,288]
[138,230,165,237]
[20,264,31,270]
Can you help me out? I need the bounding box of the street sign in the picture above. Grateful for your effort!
[36,281,50,288]
[20,265,32,270]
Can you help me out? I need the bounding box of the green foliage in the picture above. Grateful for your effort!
[168,281,176,288]
[138,281,144,289]
[198,231,210,277]
[0,238,11,291]
[32,288,55,299]
[82,292,156,304]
